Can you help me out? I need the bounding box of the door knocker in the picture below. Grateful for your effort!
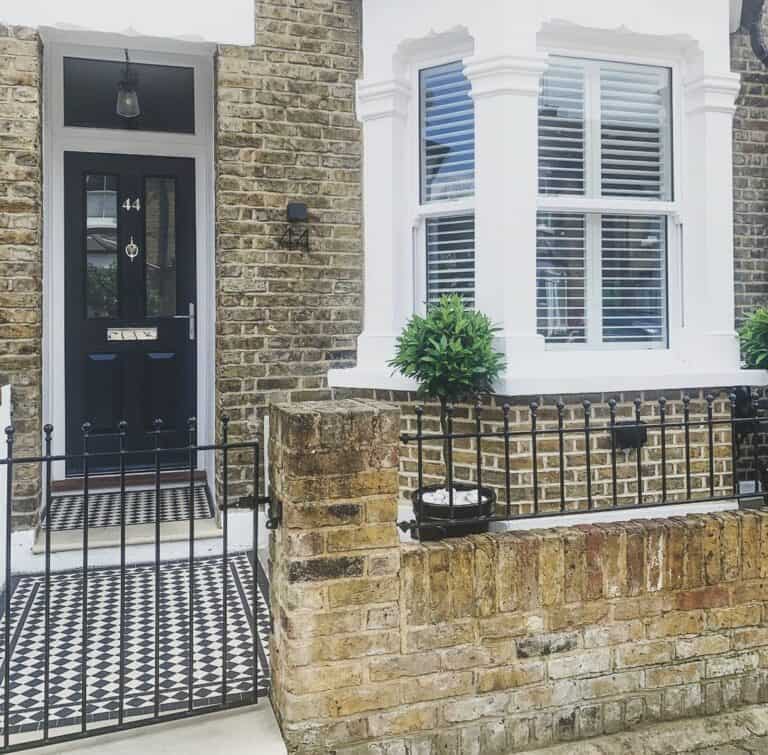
[125,236,139,262]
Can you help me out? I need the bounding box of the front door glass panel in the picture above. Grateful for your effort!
[85,174,119,318]
[145,177,177,317]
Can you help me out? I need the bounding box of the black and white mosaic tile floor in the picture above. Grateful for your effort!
[0,552,270,736]
[43,485,214,531]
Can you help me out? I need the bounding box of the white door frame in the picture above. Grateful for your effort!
[40,28,217,481]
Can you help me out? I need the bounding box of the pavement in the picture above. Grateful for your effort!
[28,701,287,755]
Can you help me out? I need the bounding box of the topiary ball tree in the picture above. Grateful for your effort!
[740,308,768,369]
[388,295,506,482]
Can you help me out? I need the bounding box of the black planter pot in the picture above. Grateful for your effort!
[411,482,495,541]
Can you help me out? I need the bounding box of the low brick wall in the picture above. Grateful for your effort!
[269,400,768,754]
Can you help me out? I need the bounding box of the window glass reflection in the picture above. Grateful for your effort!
[145,177,177,317]
[85,174,118,318]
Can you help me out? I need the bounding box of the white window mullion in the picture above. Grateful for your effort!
[585,213,603,345]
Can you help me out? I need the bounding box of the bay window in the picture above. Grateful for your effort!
[420,61,475,307]
[536,57,673,348]
[333,3,752,397]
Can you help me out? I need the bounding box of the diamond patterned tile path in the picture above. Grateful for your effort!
[0,552,270,737]
[43,484,214,531]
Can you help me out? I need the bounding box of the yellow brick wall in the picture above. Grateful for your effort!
[0,25,42,527]
[214,0,363,501]
[270,400,768,754]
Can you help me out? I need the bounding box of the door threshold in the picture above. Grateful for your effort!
[52,469,207,493]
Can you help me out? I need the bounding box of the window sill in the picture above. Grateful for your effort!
[328,365,768,397]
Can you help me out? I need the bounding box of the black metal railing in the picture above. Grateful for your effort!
[0,417,264,752]
[399,392,767,540]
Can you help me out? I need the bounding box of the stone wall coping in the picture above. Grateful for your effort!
[398,509,762,552]
[271,398,398,417]
[0,24,39,39]
[332,386,743,407]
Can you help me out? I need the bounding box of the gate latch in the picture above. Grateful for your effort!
[225,495,281,529]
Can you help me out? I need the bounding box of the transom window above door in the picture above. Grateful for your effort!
[536,56,674,349]
[63,56,195,134]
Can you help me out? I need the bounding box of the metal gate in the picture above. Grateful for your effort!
[0,416,268,752]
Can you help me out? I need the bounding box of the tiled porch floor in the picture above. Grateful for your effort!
[43,484,214,531]
[0,552,270,738]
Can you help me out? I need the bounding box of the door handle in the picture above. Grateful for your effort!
[172,302,195,341]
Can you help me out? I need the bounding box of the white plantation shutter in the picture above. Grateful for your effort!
[601,215,666,344]
[419,60,476,307]
[536,57,673,347]
[600,64,672,200]
[536,213,587,343]
[420,62,475,202]
[538,61,585,196]
[426,215,475,308]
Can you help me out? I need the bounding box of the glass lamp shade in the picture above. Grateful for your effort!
[116,85,141,119]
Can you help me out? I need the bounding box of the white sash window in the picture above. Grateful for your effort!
[420,61,476,308]
[536,57,673,348]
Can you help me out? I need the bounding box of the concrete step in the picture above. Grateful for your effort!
[32,516,222,554]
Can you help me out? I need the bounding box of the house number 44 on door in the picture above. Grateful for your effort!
[122,197,141,211]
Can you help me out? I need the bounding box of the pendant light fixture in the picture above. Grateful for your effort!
[116,49,141,119]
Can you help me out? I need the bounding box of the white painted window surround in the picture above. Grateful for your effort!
[328,0,768,397]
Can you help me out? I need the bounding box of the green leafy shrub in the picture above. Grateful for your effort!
[388,295,506,476]
[740,308,768,369]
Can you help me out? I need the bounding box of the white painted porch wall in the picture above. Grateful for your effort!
[329,0,768,396]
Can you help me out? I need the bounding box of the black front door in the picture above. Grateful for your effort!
[65,152,196,474]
